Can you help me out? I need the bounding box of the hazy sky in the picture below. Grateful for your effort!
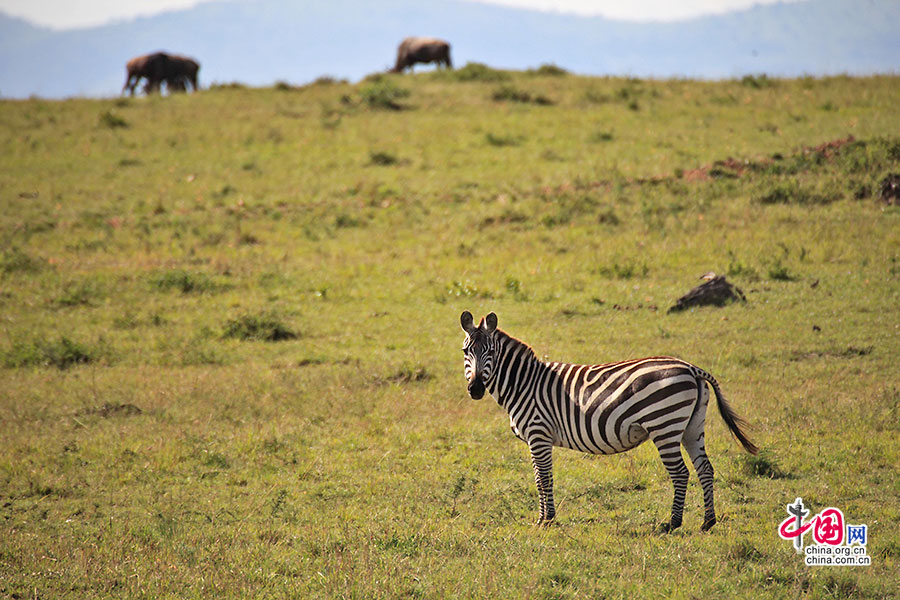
[0,0,803,30]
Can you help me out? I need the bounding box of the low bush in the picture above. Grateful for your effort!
[369,151,399,166]
[1,247,46,275]
[445,62,510,82]
[150,270,219,294]
[526,64,568,77]
[3,336,95,369]
[492,85,553,105]
[222,312,298,341]
[99,110,128,129]
[359,79,410,110]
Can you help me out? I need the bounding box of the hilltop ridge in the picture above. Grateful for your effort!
[1,0,898,98]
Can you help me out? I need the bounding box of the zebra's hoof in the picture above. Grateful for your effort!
[658,520,682,533]
[535,516,556,528]
[700,518,717,531]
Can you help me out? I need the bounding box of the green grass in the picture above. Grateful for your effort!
[1,71,899,599]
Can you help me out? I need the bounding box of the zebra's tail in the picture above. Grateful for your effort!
[698,371,759,455]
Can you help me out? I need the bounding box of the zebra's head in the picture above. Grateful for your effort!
[460,310,498,399]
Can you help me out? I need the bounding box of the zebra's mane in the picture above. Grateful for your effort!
[494,328,538,362]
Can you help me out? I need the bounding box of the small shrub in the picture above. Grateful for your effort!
[492,85,531,103]
[505,277,528,301]
[311,75,345,86]
[741,74,774,89]
[755,182,838,205]
[222,312,297,341]
[478,211,528,229]
[589,130,614,143]
[527,64,568,77]
[709,165,739,179]
[492,86,554,105]
[767,259,797,282]
[3,336,95,369]
[54,279,104,307]
[448,62,509,82]
[334,214,363,228]
[1,247,45,275]
[485,132,522,147]
[757,182,795,204]
[213,184,237,199]
[273,80,295,91]
[359,79,410,110]
[538,571,575,596]
[382,364,432,384]
[237,232,260,245]
[369,151,399,166]
[99,110,128,129]
[209,82,246,90]
[597,260,648,279]
[583,89,611,104]
[203,451,230,469]
[597,207,620,226]
[740,450,788,479]
[150,270,218,294]
[834,345,873,358]
[726,251,759,280]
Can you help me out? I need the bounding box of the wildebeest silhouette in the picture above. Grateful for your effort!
[391,37,452,73]
[123,52,200,96]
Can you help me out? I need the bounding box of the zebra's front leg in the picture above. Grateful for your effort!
[528,436,555,526]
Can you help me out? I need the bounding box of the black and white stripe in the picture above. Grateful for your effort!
[460,311,758,530]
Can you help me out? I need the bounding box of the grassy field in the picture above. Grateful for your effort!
[1,67,899,598]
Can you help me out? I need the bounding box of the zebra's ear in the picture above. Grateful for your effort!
[483,312,498,332]
[460,310,476,333]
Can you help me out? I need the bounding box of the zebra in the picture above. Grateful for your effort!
[459,310,758,531]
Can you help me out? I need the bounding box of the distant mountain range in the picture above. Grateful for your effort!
[1,0,898,98]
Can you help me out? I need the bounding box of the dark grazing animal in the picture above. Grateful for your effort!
[123,52,163,96]
[123,52,200,95]
[460,311,758,530]
[391,37,452,73]
[166,54,200,92]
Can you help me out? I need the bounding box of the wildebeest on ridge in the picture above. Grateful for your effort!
[122,52,201,96]
[391,37,452,73]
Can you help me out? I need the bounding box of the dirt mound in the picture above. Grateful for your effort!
[680,136,856,183]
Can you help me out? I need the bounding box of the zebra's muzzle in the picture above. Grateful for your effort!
[467,379,485,399]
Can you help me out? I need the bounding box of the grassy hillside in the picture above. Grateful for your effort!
[1,69,899,599]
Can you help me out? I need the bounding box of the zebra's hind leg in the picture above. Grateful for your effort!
[652,435,690,532]
[684,434,716,531]
[683,381,716,531]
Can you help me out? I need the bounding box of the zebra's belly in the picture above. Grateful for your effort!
[552,421,649,454]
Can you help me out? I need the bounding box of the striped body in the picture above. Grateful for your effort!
[460,311,758,530]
